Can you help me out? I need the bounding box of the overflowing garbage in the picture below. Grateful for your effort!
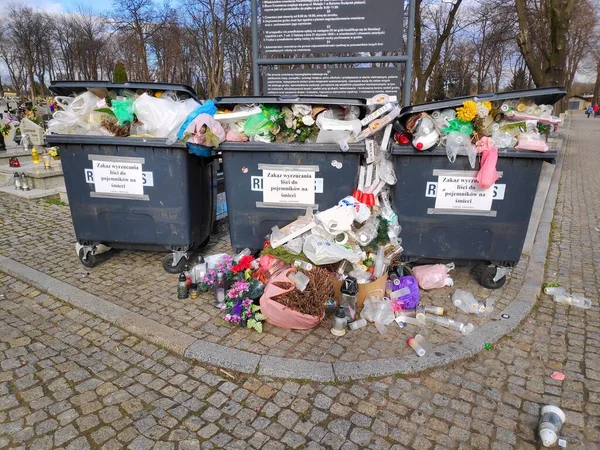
[397,98,561,175]
[160,94,494,357]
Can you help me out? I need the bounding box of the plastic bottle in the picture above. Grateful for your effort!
[233,248,251,263]
[407,337,426,356]
[373,246,386,278]
[421,306,444,316]
[192,255,207,284]
[348,318,367,331]
[415,334,431,352]
[538,405,566,447]
[544,286,592,309]
[293,260,313,271]
[425,315,474,335]
[355,216,380,246]
[452,289,486,315]
[287,271,309,292]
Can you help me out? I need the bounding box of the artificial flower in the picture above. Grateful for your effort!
[302,116,315,126]
[456,100,478,122]
[232,255,254,274]
[482,101,492,111]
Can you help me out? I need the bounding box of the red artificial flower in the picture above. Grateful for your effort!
[232,255,254,274]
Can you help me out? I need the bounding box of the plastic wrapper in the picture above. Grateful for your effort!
[225,129,248,142]
[283,237,303,255]
[446,131,476,168]
[515,133,549,152]
[134,93,199,142]
[316,205,355,234]
[361,295,395,329]
[180,113,225,147]
[303,235,361,265]
[338,196,371,223]
[412,263,455,290]
[476,137,499,189]
[491,130,515,149]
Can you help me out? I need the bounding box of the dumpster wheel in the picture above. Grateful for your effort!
[479,265,506,289]
[78,248,97,268]
[162,253,187,274]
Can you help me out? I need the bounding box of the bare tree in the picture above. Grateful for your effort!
[515,0,576,88]
[413,0,463,103]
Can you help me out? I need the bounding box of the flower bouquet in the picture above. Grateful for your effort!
[222,279,266,333]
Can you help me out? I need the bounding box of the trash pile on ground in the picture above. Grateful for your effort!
[167,95,498,355]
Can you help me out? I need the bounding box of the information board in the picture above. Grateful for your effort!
[261,0,403,54]
[92,160,144,196]
[262,168,316,205]
[264,67,400,97]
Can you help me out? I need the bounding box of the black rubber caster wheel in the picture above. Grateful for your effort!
[162,253,187,274]
[78,248,97,268]
[479,265,506,289]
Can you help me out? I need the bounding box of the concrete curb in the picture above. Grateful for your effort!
[0,122,570,381]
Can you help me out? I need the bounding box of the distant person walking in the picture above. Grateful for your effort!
[594,104,599,118]
[587,105,593,118]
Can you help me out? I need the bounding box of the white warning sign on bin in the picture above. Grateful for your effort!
[432,170,503,213]
[261,166,316,205]
[93,160,144,196]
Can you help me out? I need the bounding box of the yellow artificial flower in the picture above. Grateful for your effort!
[482,101,492,111]
[456,100,478,122]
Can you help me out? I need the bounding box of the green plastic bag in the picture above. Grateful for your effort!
[243,105,281,137]
[442,119,473,135]
[112,98,135,126]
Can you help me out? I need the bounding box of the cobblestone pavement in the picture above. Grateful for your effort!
[0,167,526,364]
[0,112,598,449]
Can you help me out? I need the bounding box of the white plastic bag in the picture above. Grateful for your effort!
[303,235,361,265]
[49,92,104,134]
[316,205,356,234]
[133,93,199,142]
[446,131,476,168]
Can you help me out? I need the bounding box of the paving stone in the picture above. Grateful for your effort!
[54,424,79,446]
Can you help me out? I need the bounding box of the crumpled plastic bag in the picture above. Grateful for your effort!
[259,268,323,330]
[244,105,281,137]
[412,263,455,290]
[112,98,135,126]
[303,235,361,265]
[48,92,104,134]
[316,205,356,234]
[446,131,476,168]
[476,137,499,189]
[390,276,420,311]
[225,129,248,142]
[180,113,225,147]
[515,133,549,152]
[134,93,199,142]
[283,237,303,255]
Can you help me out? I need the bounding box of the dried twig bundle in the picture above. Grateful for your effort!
[271,267,334,317]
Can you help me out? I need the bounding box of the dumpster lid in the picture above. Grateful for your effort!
[492,87,566,106]
[49,81,201,101]
[214,95,366,107]
[391,145,558,162]
[397,87,566,125]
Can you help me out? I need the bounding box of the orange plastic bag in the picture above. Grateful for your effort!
[259,269,323,330]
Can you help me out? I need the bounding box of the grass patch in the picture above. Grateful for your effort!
[45,198,67,206]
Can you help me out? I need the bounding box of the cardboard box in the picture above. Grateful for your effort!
[333,274,388,309]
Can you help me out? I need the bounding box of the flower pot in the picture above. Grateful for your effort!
[52,156,61,161]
